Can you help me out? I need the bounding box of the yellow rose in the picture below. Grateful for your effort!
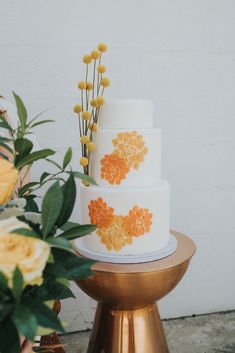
[0,159,19,205]
[0,217,50,286]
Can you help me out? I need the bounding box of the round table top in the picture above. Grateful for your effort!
[90,231,196,274]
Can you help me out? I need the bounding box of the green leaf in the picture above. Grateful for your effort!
[40,171,50,183]
[11,228,40,238]
[42,181,63,237]
[59,224,96,240]
[31,119,55,128]
[24,195,39,212]
[0,136,13,143]
[29,302,64,332]
[18,181,40,197]
[63,147,72,169]
[59,221,79,231]
[46,158,62,170]
[69,171,98,185]
[0,116,13,131]
[13,305,37,341]
[13,91,27,131]
[0,271,7,290]
[56,175,76,228]
[0,141,13,154]
[47,237,72,251]
[16,149,55,170]
[12,267,23,300]
[0,318,20,353]
[14,138,33,162]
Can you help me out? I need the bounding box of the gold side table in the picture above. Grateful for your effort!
[75,231,196,353]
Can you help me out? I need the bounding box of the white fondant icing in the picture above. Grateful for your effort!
[77,181,170,256]
[91,128,161,187]
[98,100,154,129]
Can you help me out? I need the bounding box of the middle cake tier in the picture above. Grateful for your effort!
[90,128,162,188]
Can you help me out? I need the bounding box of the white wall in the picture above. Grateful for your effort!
[1,0,235,332]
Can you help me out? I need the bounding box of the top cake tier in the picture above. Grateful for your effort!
[98,100,154,129]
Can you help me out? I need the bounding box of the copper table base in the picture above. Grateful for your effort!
[75,231,196,353]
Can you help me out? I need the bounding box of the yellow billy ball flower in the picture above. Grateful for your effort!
[89,123,98,132]
[83,54,92,64]
[80,135,89,144]
[90,99,98,107]
[73,104,82,113]
[80,157,89,166]
[87,142,96,151]
[82,180,90,186]
[86,82,93,91]
[91,50,100,60]
[101,77,110,87]
[98,43,108,52]
[82,111,91,120]
[77,81,86,90]
[97,65,106,74]
[96,96,105,106]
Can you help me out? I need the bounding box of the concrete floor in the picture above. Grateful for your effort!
[60,311,235,353]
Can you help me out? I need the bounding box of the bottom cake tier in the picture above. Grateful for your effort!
[76,181,172,262]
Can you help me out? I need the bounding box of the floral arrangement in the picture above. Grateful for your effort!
[0,94,97,353]
[73,43,110,178]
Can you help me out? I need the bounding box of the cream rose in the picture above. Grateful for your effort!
[0,158,19,204]
[0,217,50,286]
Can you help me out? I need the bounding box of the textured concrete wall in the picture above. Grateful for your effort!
[1,0,235,332]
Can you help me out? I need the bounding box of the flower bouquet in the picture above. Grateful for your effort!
[0,94,97,353]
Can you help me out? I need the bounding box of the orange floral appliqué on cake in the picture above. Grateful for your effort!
[100,130,148,185]
[97,215,133,252]
[88,197,114,228]
[100,153,129,185]
[113,131,148,170]
[124,205,153,237]
[88,198,153,252]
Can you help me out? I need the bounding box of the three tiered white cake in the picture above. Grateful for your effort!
[76,100,176,263]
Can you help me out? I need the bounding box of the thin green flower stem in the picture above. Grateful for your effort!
[85,64,89,111]
[92,59,96,100]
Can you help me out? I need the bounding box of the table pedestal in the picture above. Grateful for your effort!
[75,231,196,353]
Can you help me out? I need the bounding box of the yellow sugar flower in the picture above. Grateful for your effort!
[89,123,98,132]
[97,65,106,74]
[80,157,89,166]
[87,142,96,151]
[77,81,86,90]
[80,135,89,144]
[97,215,133,252]
[90,99,98,107]
[113,131,148,170]
[73,104,82,113]
[83,54,92,64]
[91,50,100,60]
[96,96,105,106]
[86,82,93,91]
[0,159,19,205]
[100,77,110,87]
[98,43,108,52]
[82,111,91,120]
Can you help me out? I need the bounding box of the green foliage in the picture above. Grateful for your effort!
[42,181,63,237]
[0,92,98,353]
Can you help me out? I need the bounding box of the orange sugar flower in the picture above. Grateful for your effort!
[100,153,129,185]
[97,215,133,252]
[113,131,148,170]
[88,197,114,228]
[124,205,153,237]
